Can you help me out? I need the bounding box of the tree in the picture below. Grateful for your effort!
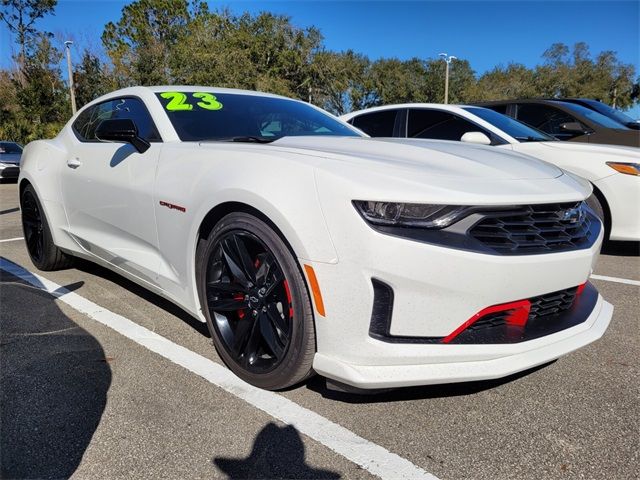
[533,42,637,108]
[102,0,191,85]
[73,50,113,108]
[0,0,57,69]
[368,58,428,105]
[467,63,538,101]
[170,9,322,98]
[422,58,476,104]
[0,32,69,142]
[14,33,69,124]
[309,50,374,114]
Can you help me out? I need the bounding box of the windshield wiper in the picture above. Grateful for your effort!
[205,136,279,143]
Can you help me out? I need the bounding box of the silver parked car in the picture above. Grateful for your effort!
[0,141,23,180]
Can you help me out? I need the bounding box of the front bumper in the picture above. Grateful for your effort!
[313,296,612,388]
[305,200,608,389]
[0,164,19,179]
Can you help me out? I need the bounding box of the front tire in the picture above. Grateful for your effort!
[20,185,74,271]
[196,212,316,390]
[586,191,609,240]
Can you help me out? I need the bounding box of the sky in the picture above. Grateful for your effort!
[1,0,639,115]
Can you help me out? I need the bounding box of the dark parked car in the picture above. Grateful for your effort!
[0,141,23,180]
[476,99,640,147]
[557,98,640,130]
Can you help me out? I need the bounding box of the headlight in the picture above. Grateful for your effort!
[606,162,640,176]
[352,201,473,229]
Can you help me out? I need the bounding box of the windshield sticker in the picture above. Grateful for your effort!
[160,92,223,111]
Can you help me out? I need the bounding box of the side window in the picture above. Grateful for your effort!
[72,105,99,140]
[351,110,398,137]
[72,97,161,142]
[516,104,580,138]
[488,104,508,115]
[408,109,491,141]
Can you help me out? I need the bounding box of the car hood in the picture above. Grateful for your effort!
[514,141,640,160]
[513,141,640,156]
[269,136,563,180]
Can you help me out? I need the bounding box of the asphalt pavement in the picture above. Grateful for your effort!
[1,182,638,480]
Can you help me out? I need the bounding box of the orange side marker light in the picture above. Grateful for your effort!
[303,264,326,317]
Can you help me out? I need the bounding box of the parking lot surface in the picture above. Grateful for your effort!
[1,182,638,480]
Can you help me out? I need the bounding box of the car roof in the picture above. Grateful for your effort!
[342,103,479,119]
[475,99,566,106]
[99,85,290,100]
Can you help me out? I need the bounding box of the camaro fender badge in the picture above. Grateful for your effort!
[159,200,186,213]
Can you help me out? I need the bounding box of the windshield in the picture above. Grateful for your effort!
[156,91,362,142]
[463,107,554,142]
[582,100,639,126]
[0,142,23,154]
[553,101,631,130]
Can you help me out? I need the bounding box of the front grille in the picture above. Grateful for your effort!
[469,202,596,254]
[529,286,578,320]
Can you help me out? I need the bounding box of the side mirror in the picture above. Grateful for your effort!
[559,122,586,134]
[95,118,150,153]
[460,131,492,145]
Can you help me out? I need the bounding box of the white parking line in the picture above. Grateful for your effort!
[590,274,640,287]
[0,237,24,243]
[0,257,438,480]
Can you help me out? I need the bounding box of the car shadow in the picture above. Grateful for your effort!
[109,144,137,167]
[303,362,555,404]
[213,422,341,479]
[0,269,111,479]
[73,258,211,338]
[601,240,639,257]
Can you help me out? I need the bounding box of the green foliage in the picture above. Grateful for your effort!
[0,0,57,60]
[308,50,375,114]
[1,0,638,144]
[74,51,113,107]
[102,0,191,86]
[0,33,68,143]
[467,63,538,101]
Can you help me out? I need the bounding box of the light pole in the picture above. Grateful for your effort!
[64,40,77,114]
[438,53,457,104]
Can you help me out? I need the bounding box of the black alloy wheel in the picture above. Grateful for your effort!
[207,231,292,373]
[20,184,74,271]
[197,212,315,390]
[21,188,45,264]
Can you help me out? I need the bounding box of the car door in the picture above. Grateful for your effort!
[60,97,163,285]
[407,108,499,143]
[514,103,589,143]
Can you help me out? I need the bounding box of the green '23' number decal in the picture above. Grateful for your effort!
[160,92,223,111]
[193,92,223,110]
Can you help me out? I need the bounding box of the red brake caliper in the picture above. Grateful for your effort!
[283,280,293,319]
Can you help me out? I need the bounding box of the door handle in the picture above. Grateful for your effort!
[67,157,82,169]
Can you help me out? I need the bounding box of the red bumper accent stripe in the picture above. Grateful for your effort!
[442,299,532,344]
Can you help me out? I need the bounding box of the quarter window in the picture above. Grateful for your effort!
[73,97,161,142]
[350,110,398,137]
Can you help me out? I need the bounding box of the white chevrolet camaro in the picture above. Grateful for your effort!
[19,86,613,390]
[342,104,640,242]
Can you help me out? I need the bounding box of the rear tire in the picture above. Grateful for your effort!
[20,185,74,271]
[196,212,316,390]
